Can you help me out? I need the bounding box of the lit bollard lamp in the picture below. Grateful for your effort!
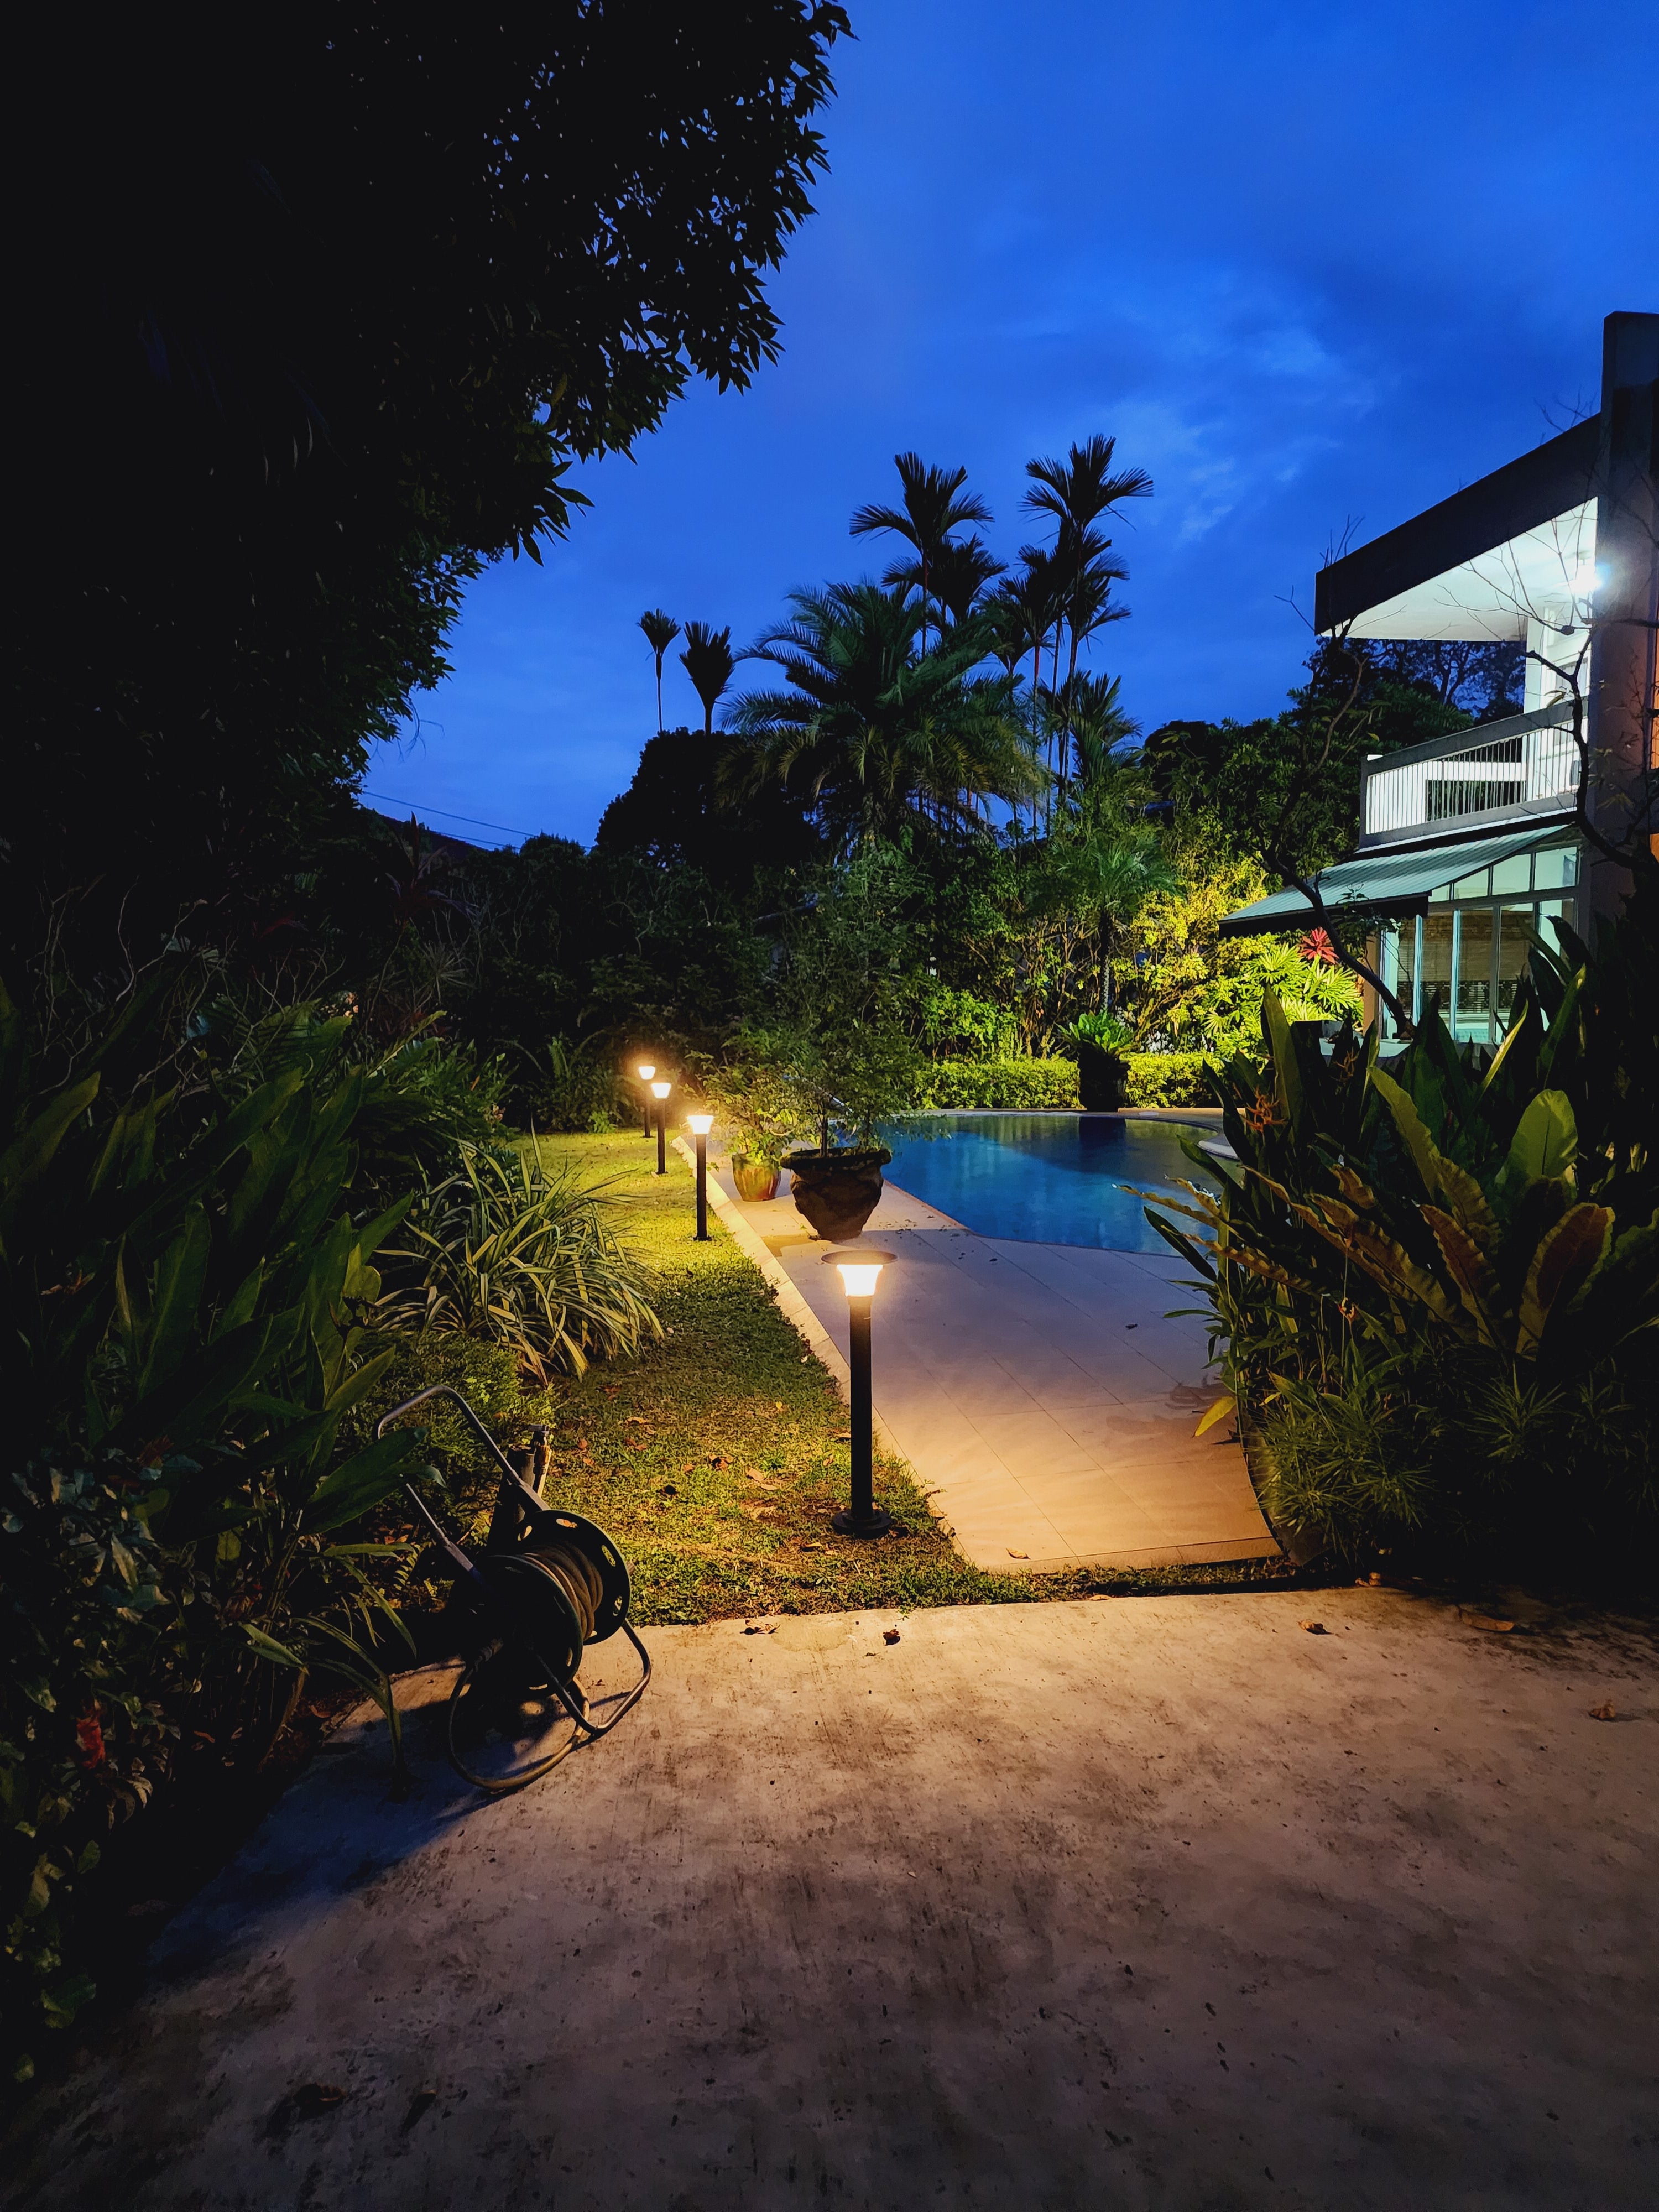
[823,1246,895,1537]
[635,1060,657,1139]
[686,1111,714,1240]
[651,1079,672,1174]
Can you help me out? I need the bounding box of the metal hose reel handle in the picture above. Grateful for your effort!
[376,1384,651,1791]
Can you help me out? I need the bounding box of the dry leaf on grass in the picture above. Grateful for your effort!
[1298,1620,1327,1635]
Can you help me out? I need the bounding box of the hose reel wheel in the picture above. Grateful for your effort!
[472,1512,632,1687]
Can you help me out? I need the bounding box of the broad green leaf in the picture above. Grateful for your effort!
[243,1624,306,1670]
[1420,1206,1502,1347]
[1194,1394,1235,1437]
[304,1433,421,1534]
[1516,1203,1613,1356]
[137,1204,212,1396]
[1507,1091,1577,1185]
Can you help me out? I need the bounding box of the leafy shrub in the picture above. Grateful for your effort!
[1060,1010,1134,1054]
[381,1146,660,1383]
[517,1036,630,1133]
[911,1057,1081,1110]
[1149,870,1659,1574]
[1125,1052,1217,1108]
[0,987,436,2075]
[921,986,1019,1060]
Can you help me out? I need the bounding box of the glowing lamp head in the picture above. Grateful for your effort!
[650,1080,672,1100]
[637,1061,656,1082]
[686,1112,714,1136]
[823,1244,895,1300]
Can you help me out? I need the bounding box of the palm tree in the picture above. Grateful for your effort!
[726,583,1043,851]
[679,620,736,734]
[849,453,993,651]
[1021,437,1150,803]
[884,534,1006,629]
[638,609,681,732]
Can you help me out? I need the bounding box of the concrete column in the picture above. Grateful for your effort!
[1585,311,1659,917]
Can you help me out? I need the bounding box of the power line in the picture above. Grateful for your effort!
[361,790,535,841]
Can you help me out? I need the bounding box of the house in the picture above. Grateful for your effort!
[1222,311,1657,1046]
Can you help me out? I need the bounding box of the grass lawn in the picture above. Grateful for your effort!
[519,1131,1298,1623]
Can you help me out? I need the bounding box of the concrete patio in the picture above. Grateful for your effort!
[9,1588,1654,2210]
[706,1146,1277,1573]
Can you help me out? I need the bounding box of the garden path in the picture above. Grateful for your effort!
[10,1590,1654,2210]
[714,1160,1277,1572]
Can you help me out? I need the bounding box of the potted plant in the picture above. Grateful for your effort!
[1060,1010,1134,1113]
[693,1056,810,1204]
[775,1022,920,1242]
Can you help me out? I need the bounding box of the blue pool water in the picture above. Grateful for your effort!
[877,1114,1219,1252]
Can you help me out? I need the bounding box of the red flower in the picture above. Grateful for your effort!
[74,1706,106,1770]
[1298,927,1339,968]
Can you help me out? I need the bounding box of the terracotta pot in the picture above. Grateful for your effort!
[730,1154,781,1204]
[783,1147,892,1242]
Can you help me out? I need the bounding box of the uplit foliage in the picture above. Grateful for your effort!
[1150,872,1659,1572]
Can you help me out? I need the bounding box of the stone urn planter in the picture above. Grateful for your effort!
[782,1146,892,1242]
[1074,1041,1130,1112]
[729,1153,781,1204]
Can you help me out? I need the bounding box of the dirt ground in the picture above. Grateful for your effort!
[4,1587,1656,2211]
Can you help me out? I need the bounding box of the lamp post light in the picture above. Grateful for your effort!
[822,1245,895,1538]
[650,1080,672,1174]
[686,1112,714,1240]
[636,1061,657,1140]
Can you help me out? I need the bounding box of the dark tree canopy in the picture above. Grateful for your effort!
[11,4,851,978]
[595,729,825,886]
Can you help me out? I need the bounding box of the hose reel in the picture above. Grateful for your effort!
[377,1385,650,1792]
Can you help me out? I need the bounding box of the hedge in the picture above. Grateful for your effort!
[911,1057,1081,1110]
[1124,1052,1218,1108]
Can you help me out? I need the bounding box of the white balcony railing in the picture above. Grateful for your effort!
[1359,707,1578,847]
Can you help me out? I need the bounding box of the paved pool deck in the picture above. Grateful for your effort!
[705,1132,1279,1574]
[12,1590,1655,2211]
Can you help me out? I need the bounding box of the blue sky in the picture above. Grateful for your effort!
[368,0,1659,848]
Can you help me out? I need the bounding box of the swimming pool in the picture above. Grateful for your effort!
[877,1113,1220,1252]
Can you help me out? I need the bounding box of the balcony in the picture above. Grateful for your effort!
[1358,705,1578,851]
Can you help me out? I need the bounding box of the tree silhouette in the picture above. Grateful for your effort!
[638,609,681,732]
[680,621,737,734]
[850,454,993,650]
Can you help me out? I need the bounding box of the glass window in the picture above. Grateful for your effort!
[1453,908,1495,1042]
[1533,897,1572,953]
[1495,906,1535,1026]
[1453,869,1490,899]
[1420,910,1454,1020]
[1379,920,1421,1041]
[1533,844,1578,889]
[1430,883,1449,903]
[1490,854,1531,894]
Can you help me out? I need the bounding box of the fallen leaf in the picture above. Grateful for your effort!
[708,1454,727,1469]
[743,1622,777,1636]
[1589,1702,1618,1721]
[1008,1548,1030,1559]
[883,1626,901,1645]
[1298,1620,1327,1635]
[1463,1612,1515,1632]
[658,1484,677,1498]
[292,2084,348,2117]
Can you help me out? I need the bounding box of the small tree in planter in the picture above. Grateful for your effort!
[774,1019,921,1240]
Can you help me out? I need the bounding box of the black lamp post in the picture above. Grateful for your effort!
[823,1245,895,1537]
[636,1060,656,1139]
[687,1112,713,1240]
[651,1080,671,1174]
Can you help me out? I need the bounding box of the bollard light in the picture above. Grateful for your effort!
[686,1112,714,1241]
[636,1061,658,1139]
[651,1079,672,1175]
[822,1245,895,1537]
